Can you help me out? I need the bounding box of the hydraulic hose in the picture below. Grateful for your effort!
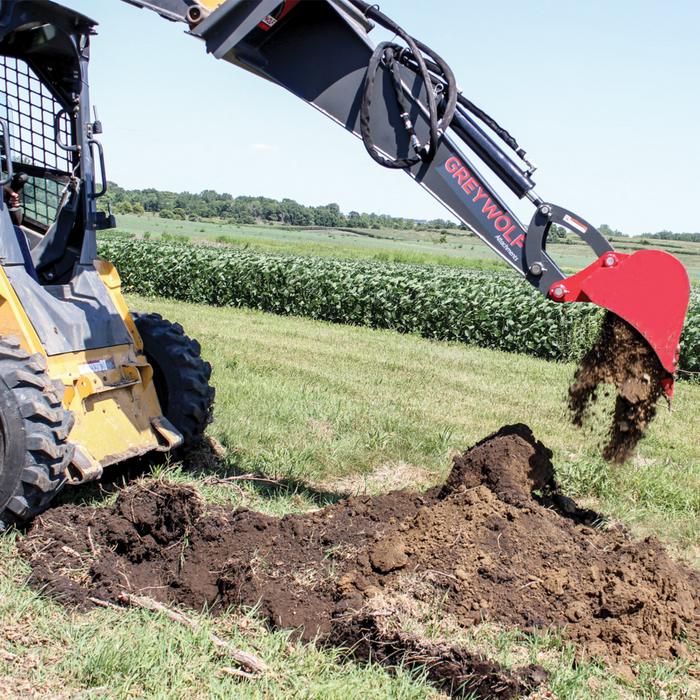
[352,2,458,169]
[348,0,532,168]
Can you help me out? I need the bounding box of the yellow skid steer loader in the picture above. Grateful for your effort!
[0,0,214,529]
[1,0,691,526]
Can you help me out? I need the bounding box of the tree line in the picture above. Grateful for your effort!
[99,183,697,241]
[642,230,700,243]
[600,224,700,243]
[99,182,464,231]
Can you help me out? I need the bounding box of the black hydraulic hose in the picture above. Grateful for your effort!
[396,43,525,158]
[351,1,458,169]
[350,0,529,163]
[457,94,520,155]
[361,43,417,169]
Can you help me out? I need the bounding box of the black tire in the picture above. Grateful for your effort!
[0,335,75,530]
[132,312,214,451]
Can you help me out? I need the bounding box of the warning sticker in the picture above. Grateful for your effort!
[563,214,588,234]
[78,359,116,375]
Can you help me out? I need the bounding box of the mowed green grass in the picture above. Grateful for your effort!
[145,297,700,565]
[114,213,700,280]
[2,297,699,699]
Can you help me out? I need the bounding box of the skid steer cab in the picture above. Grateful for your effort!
[0,0,214,529]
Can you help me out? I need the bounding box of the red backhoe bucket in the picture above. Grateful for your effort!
[549,250,690,399]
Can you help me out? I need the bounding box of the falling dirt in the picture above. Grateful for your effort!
[569,312,669,462]
[18,425,700,696]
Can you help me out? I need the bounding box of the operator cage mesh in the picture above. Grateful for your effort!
[0,56,74,226]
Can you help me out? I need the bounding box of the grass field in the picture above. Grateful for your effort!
[112,213,700,280]
[2,296,699,699]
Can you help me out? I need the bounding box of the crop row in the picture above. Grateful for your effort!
[97,239,700,372]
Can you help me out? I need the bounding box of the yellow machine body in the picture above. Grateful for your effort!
[0,259,182,484]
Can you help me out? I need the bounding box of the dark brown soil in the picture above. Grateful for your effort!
[329,611,548,699]
[569,312,668,462]
[18,425,700,692]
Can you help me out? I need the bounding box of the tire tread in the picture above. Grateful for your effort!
[132,312,214,451]
[0,336,74,528]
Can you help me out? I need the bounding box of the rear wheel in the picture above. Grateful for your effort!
[132,313,214,451]
[0,335,75,530]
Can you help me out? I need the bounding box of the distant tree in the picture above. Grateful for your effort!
[200,189,219,204]
[280,198,313,226]
[115,201,133,215]
[231,200,255,224]
[427,218,456,230]
[138,188,160,212]
[548,224,567,240]
[644,229,700,242]
[598,224,624,238]
[262,200,281,222]
[132,202,145,215]
[313,204,345,227]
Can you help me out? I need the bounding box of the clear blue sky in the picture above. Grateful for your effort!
[58,0,700,236]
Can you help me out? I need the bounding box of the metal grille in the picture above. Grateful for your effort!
[0,56,74,226]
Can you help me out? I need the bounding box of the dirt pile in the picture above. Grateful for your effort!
[19,425,700,672]
[569,312,668,462]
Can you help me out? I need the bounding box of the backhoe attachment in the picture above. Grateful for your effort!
[548,250,689,400]
[124,0,691,396]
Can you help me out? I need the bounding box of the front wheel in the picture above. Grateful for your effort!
[132,312,214,451]
[0,335,75,530]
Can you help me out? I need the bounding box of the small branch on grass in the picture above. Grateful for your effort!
[203,476,248,503]
[218,666,256,679]
[229,481,248,504]
[87,527,98,556]
[115,593,268,674]
[201,474,283,488]
[115,569,132,591]
[89,597,122,611]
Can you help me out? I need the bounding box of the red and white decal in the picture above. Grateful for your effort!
[258,0,302,31]
[563,214,588,234]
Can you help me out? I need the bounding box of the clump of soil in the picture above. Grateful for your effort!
[18,425,700,688]
[569,312,668,462]
[438,423,554,506]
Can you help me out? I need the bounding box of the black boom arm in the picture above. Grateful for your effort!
[169,0,616,296]
[121,0,691,386]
